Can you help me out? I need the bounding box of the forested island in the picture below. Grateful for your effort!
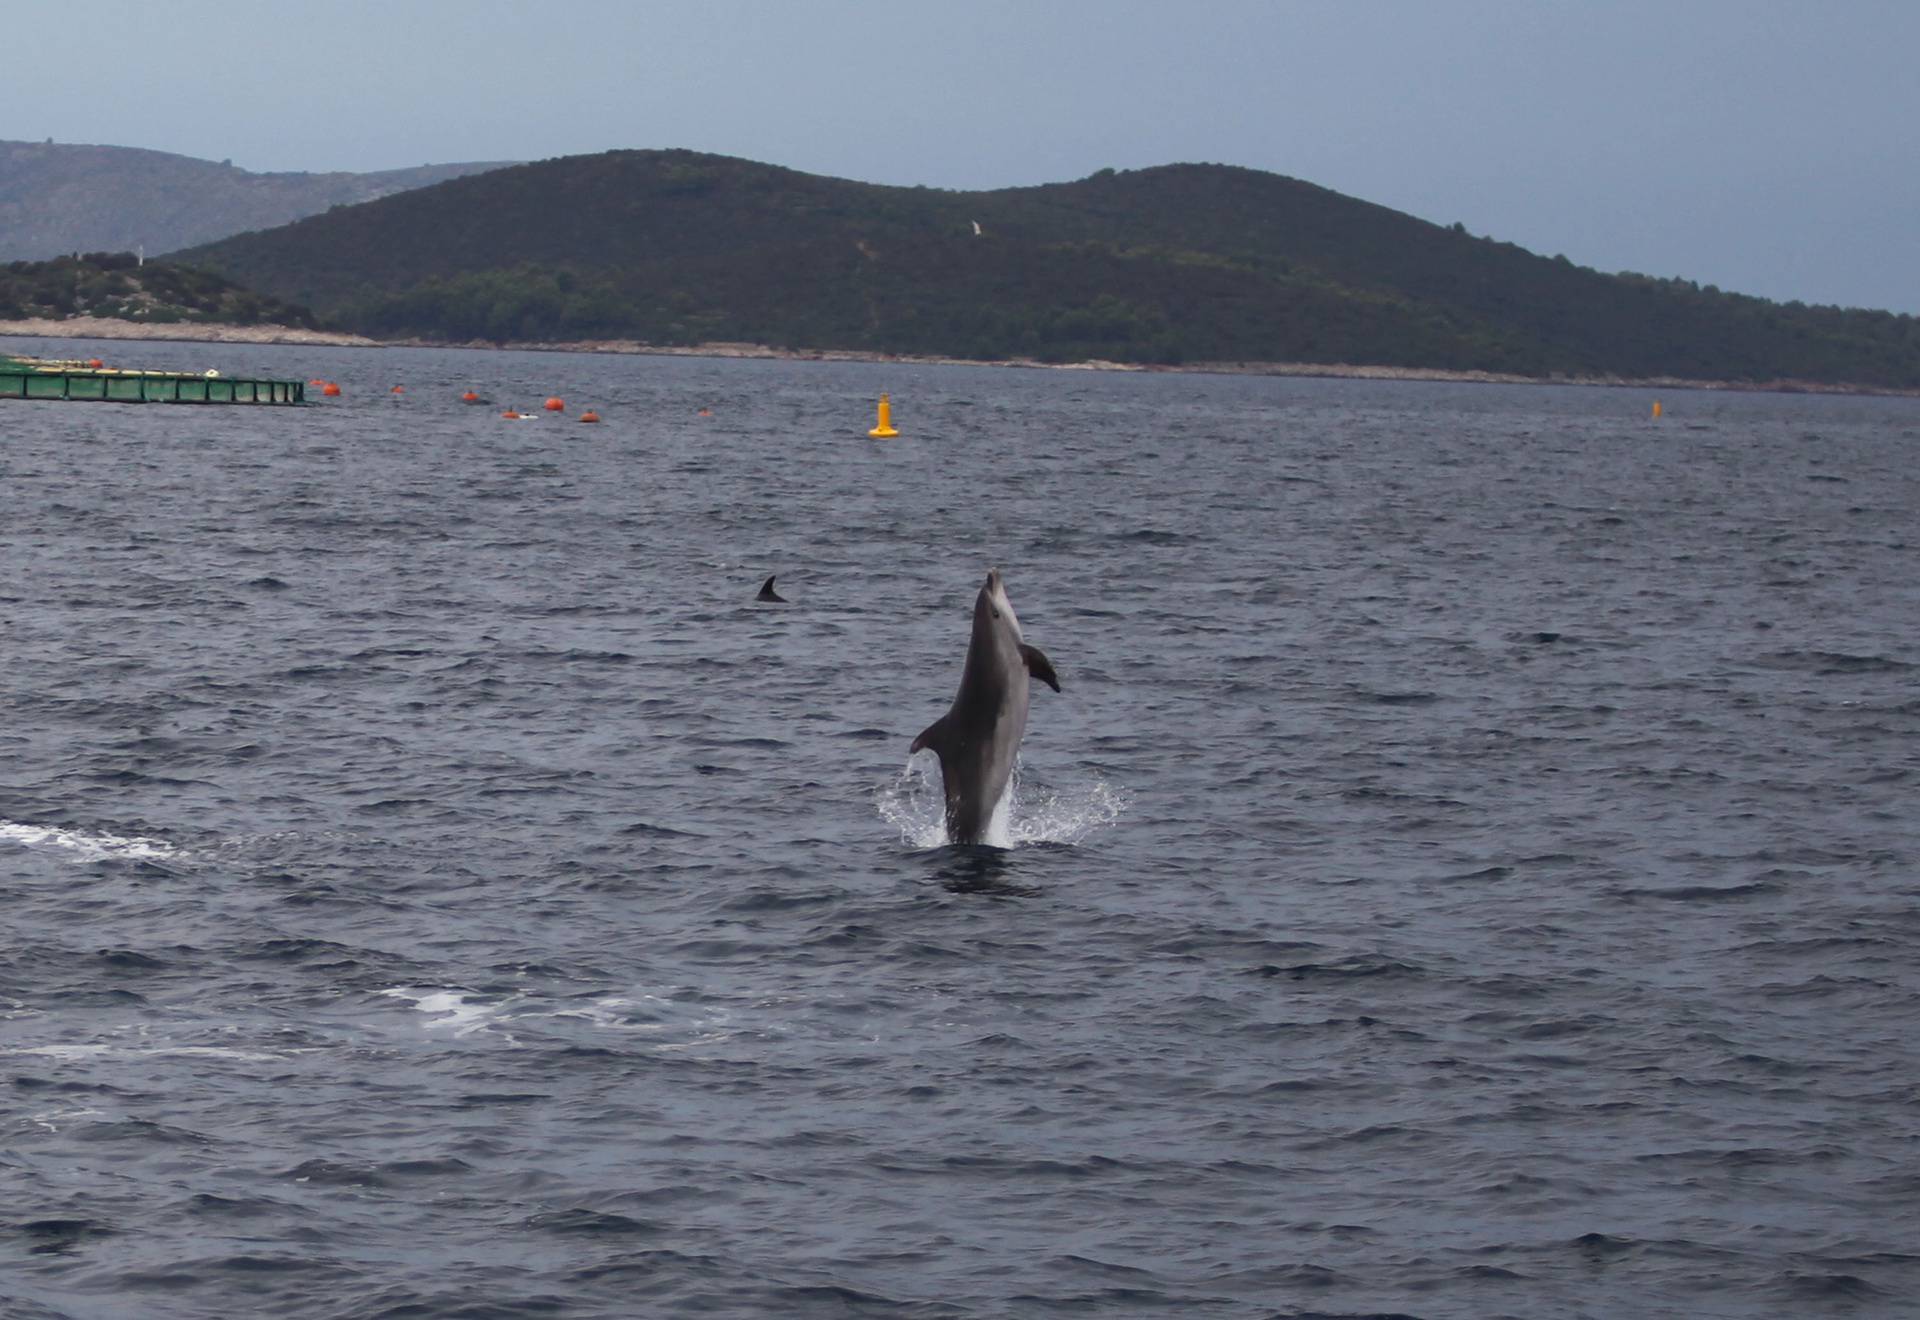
[0,252,316,329]
[12,150,1920,390]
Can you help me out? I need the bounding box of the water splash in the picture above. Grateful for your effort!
[1005,771,1131,846]
[1,819,178,863]
[378,985,741,1052]
[379,987,515,1037]
[877,755,1127,850]
[876,755,949,849]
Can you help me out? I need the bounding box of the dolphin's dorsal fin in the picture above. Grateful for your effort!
[1021,644,1061,693]
[757,575,786,603]
[911,714,954,758]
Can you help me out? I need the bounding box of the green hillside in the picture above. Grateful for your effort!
[171,150,1920,387]
[0,252,317,328]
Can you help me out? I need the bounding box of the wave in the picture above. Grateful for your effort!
[0,819,177,863]
[377,985,741,1051]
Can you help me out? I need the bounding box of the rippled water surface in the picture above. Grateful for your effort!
[4,337,1918,1319]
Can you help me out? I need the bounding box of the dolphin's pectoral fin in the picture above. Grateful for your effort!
[911,715,954,758]
[1021,644,1061,693]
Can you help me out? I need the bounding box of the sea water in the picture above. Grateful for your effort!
[3,337,1917,1318]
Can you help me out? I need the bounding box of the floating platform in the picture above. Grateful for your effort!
[0,355,304,405]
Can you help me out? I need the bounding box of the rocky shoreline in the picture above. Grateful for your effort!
[0,316,382,347]
[2,316,1913,397]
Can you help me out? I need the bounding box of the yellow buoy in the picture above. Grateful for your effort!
[1652,400,1663,419]
[868,392,899,438]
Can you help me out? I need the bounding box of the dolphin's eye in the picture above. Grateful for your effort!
[991,608,1002,619]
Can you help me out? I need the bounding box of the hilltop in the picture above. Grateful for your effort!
[0,140,516,261]
[152,149,1920,389]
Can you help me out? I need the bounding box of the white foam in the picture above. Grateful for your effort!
[567,992,737,1039]
[1006,772,1131,846]
[10,1043,114,1060]
[26,1105,105,1134]
[7,1043,293,1063]
[1,819,178,863]
[149,1046,290,1062]
[375,986,744,1054]
[554,993,688,1032]
[379,987,514,1037]
[877,756,1127,850]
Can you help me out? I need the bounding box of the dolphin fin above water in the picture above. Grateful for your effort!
[911,568,1060,846]
[756,575,787,603]
[1020,643,1061,693]
[909,713,954,759]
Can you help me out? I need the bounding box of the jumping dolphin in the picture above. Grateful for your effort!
[911,568,1060,845]
[756,575,787,603]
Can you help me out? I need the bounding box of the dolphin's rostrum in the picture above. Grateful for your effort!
[911,568,1060,845]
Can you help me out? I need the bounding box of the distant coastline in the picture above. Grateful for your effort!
[3,316,1915,398]
[0,317,380,348]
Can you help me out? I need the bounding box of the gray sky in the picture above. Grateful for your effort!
[7,0,1915,313]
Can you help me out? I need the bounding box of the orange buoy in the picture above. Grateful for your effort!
[544,397,565,412]
[502,409,522,419]
[697,407,712,417]
[87,358,104,369]
[578,410,601,424]
[461,390,480,403]
[321,382,341,397]
[310,378,327,386]
[391,385,406,394]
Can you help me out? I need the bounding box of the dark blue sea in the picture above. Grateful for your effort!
[4,335,1917,1320]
